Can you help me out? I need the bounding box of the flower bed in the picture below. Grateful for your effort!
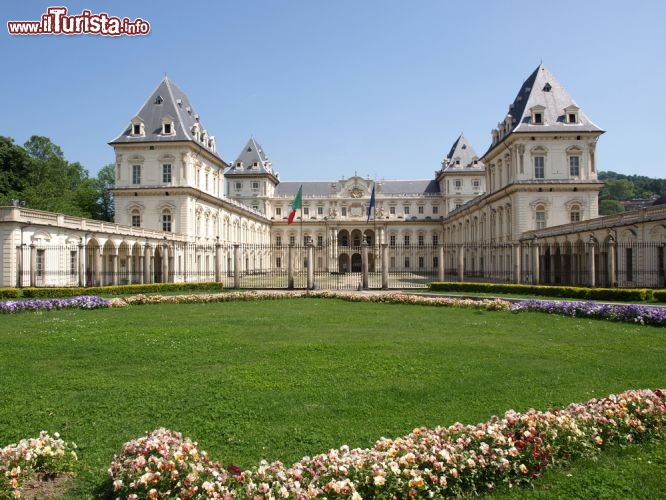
[108,389,665,499]
[109,290,512,312]
[0,431,78,498]
[0,295,110,314]
[511,299,666,326]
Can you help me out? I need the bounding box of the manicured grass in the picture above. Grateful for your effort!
[488,439,666,499]
[0,298,664,498]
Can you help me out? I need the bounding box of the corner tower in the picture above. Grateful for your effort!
[481,64,604,236]
[225,137,280,216]
[109,77,227,238]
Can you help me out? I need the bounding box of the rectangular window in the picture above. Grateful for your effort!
[163,123,172,134]
[36,249,45,278]
[404,206,410,215]
[70,250,77,276]
[289,235,295,245]
[418,235,424,246]
[303,207,310,216]
[133,124,141,135]
[433,256,439,268]
[235,182,242,190]
[626,248,633,282]
[419,256,425,269]
[432,206,439,214]
[275,207,282,216]
[389,235,396,246]
[473,179,480,189]
[534,113,543,124]
[570,210,581,222]
[275,235,282,247]
[317,235,323,247]
[389,206,396,215]
[432,234,439,245]
[162,164,172,183]
[162,213,172,232]
[131,214,141,227]
[404,235,410,246]
[568,113,577,123]
[534,156,545,179]
[341,207,347,216]
[454,179,462,189]
[276,257,282,269]
[535,211,546,230]
[132,164,141,184]
[404,257,410,269]
[418,206,424,214]
[317,206,324,216]
[569,156,580,177]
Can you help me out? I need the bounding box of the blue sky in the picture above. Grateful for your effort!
[3,1,665,181]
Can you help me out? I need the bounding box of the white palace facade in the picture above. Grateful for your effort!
[2,63,666,289]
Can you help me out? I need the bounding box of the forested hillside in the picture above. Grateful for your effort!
[598,171,666,215]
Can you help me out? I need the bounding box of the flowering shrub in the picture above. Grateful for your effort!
[511,299,666,327]
[109,389,665,499]
[108,428,235,499]
[110,290,513,312]
[0,431,78,498]
[0,295,110,314]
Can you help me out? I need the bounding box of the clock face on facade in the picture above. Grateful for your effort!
[349,187,364,199]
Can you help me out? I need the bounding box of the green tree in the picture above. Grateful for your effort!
[599,199,625,215]
[74,164,115,221]
[600,178,635,201]
[0,136,32,205]
[20,136,93,216]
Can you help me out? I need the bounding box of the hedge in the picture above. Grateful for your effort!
[19,282,226,299]
[0,288,21,299]
[429,282,655,303]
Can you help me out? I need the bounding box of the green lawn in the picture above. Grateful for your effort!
[0,298,664,498]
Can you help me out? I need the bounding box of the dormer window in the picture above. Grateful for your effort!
[564,105,580,124]
[235,161,242,170]
[530,105,545,125]
[253,162,259,169]
[155,95,164,104]
[130,118,145,137]
[161,116,175,135]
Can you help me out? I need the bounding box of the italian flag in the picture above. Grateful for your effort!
[287,185,302,224]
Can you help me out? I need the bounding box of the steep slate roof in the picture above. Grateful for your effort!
[442,134,484,170]
[275,180,440,197]
[110,77,221,158]
[506,64,603,134]
[225,137,277,179]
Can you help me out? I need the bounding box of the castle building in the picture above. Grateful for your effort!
[3,63,663,289]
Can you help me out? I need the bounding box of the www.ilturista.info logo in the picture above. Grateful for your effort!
[7,7,150,36]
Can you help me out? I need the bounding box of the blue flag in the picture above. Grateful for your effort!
[367,184,376,223]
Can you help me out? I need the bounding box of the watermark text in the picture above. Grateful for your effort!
[7,7,150,36]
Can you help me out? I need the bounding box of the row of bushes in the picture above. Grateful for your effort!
[430,282,666,303]
[0,282,226,300]
[2,282,666,303]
